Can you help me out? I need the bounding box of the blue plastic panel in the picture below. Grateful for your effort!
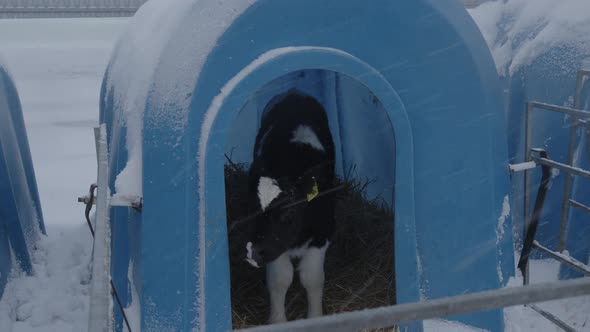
[0,63,45,297]
[0,221,11,299]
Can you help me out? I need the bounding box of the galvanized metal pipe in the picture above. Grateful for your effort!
[509,161,537,173]
[557,70,588,251]
[557,132,577,252]
[531,156,590,179]
[237,277,590,332]
[528,102,590,119]
[88,125,113,332]
[569,199,590,213]
[524,102,534,285]
[528,305,577,332]
[533,241,590,276]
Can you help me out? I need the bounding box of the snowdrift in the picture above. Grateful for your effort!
[101,0,514,331]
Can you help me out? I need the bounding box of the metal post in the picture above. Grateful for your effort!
[524,102,533,285]
[557,73,585,252]
[518,150,551,276]
[88,124,113,332]
[559,70,590,251]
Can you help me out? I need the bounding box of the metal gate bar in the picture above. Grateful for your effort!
[237,277,590,332]
[569,199,590,213]
[530,155,590,179]
[528,305,577,332]
[532,241,590,276]
[527,101,590,119]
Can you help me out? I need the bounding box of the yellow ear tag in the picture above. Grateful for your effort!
[307,179,319,202]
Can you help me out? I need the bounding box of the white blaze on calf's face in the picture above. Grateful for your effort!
[290,125,325,151]
[258,176,282,211]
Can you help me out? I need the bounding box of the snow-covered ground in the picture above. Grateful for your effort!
[0,5,589,332]
[504,262,590,332]
[0,18,127,331]
[0,225,92,332]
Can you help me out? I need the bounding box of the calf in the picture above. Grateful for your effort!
[244,91,336,323]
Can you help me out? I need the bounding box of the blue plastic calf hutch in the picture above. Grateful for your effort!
[101,0,514,331]
[0,62,46,298]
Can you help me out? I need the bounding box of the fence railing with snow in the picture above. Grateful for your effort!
[0,62,45,298]
[99,0,515,331]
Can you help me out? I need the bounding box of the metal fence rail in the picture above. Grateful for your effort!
[0,0,146,18]
[533,241,590,276]
[528,305,577,332]
[238,277,590,332]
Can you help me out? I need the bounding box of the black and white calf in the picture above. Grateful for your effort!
[244,91,336,323]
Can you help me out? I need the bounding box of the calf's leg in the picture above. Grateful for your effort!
[266,252,293,323]
[298,242,329,318]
